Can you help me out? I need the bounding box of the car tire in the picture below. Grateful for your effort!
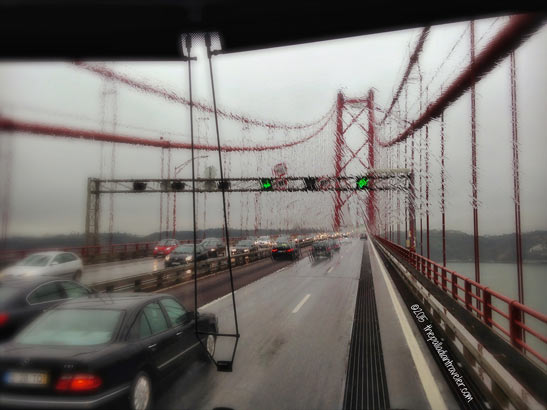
[73,270,82,282]
[129,371,152,410]
[200,334,216,361]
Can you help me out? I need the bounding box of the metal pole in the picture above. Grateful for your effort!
[333,91,345,232]
[470,21,482,304]
[367,90,376,233]
[184,36,198,329]
[206,34,240,340]
[510,51,524,306]
[159,145,164,240]
[441,100,447,267]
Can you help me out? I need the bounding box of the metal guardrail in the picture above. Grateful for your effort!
[90,240,314,293]
[375,236,547,365]
[0,237,255,266]
[90,248,277,293]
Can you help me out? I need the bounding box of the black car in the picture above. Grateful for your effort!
[0,293,217,410]
[311,240,333,259]
[164,244,208,267]
[230,240,258,255]
[199,238,226,258]
[272,237,301,261]
[0,276,93,342]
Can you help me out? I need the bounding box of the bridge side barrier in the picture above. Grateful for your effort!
[90,248,280,293]
[375,236,547,366]
[0,236,253,267]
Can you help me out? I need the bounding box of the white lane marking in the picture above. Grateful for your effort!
[369,241,448,410]
[327,266,333,273]
[200,292,233,310]
[292,294,311,313]
[199,262,291,310]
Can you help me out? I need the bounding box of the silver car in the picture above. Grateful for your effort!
[0,251,84,281]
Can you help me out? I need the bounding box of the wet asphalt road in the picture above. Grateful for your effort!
[153,239,363,410]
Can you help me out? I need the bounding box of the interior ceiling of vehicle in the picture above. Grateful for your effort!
[0,1,544,58]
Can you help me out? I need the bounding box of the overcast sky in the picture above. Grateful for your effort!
[0,14,545,238]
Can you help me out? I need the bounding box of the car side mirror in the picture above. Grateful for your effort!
[50,261,59,266]
[182,311,195,324]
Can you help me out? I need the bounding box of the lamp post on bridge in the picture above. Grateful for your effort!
[172,155,209,238]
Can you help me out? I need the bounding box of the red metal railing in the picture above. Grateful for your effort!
[375,236,547,365]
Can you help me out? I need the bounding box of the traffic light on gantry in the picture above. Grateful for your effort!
[304,177,318,191]
[356,176,370,189]
[260,178,273,191]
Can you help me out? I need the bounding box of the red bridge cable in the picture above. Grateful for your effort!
[0,107,334,152]
[378,13,545,148]
[73,62,333,131]
[379,26,430,126]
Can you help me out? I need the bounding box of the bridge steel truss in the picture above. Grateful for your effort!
[84,169,413,246]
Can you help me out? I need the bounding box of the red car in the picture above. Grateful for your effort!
[153,238,180,257]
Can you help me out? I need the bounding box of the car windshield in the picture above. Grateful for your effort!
[258,237,269,241]
[15,309,122,346]
[157,239,169,246]
[16,254,52,267]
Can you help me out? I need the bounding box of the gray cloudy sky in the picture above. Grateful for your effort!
[0,15,546,238]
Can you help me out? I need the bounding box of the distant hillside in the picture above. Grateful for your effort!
[2,228,313,251]
[4,229,547,263]
[409,230,547,263]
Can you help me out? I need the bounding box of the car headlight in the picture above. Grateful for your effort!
[210,248,216,252]
[244,249,249,253]
[154,247,158,250]
[165,255,170,261]
[185,255,193,262]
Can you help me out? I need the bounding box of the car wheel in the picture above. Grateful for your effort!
[129,371,152,410]
[73,270,82,282]
[200,334,216,361]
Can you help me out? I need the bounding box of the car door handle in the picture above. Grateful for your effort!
[148,344,157,350]
[176,331,183,336]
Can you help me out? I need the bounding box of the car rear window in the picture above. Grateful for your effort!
[174,245,193,253]
[15,309,122,346]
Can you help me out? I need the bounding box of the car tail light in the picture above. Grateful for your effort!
[0,312,9,326]
[56,374,102,392]
[288,248,294,252]
[272,249,278,252]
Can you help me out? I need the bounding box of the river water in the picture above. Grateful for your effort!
[447,262,546,365]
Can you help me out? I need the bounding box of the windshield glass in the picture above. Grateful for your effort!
[1,12,545,410]
[16,309,122,346]
[17,254,52,267]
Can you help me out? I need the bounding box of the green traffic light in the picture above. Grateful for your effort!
[261,179,273,190]
[357,177,369,189]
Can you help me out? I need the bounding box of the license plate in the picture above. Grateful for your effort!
[5,371,49,386]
